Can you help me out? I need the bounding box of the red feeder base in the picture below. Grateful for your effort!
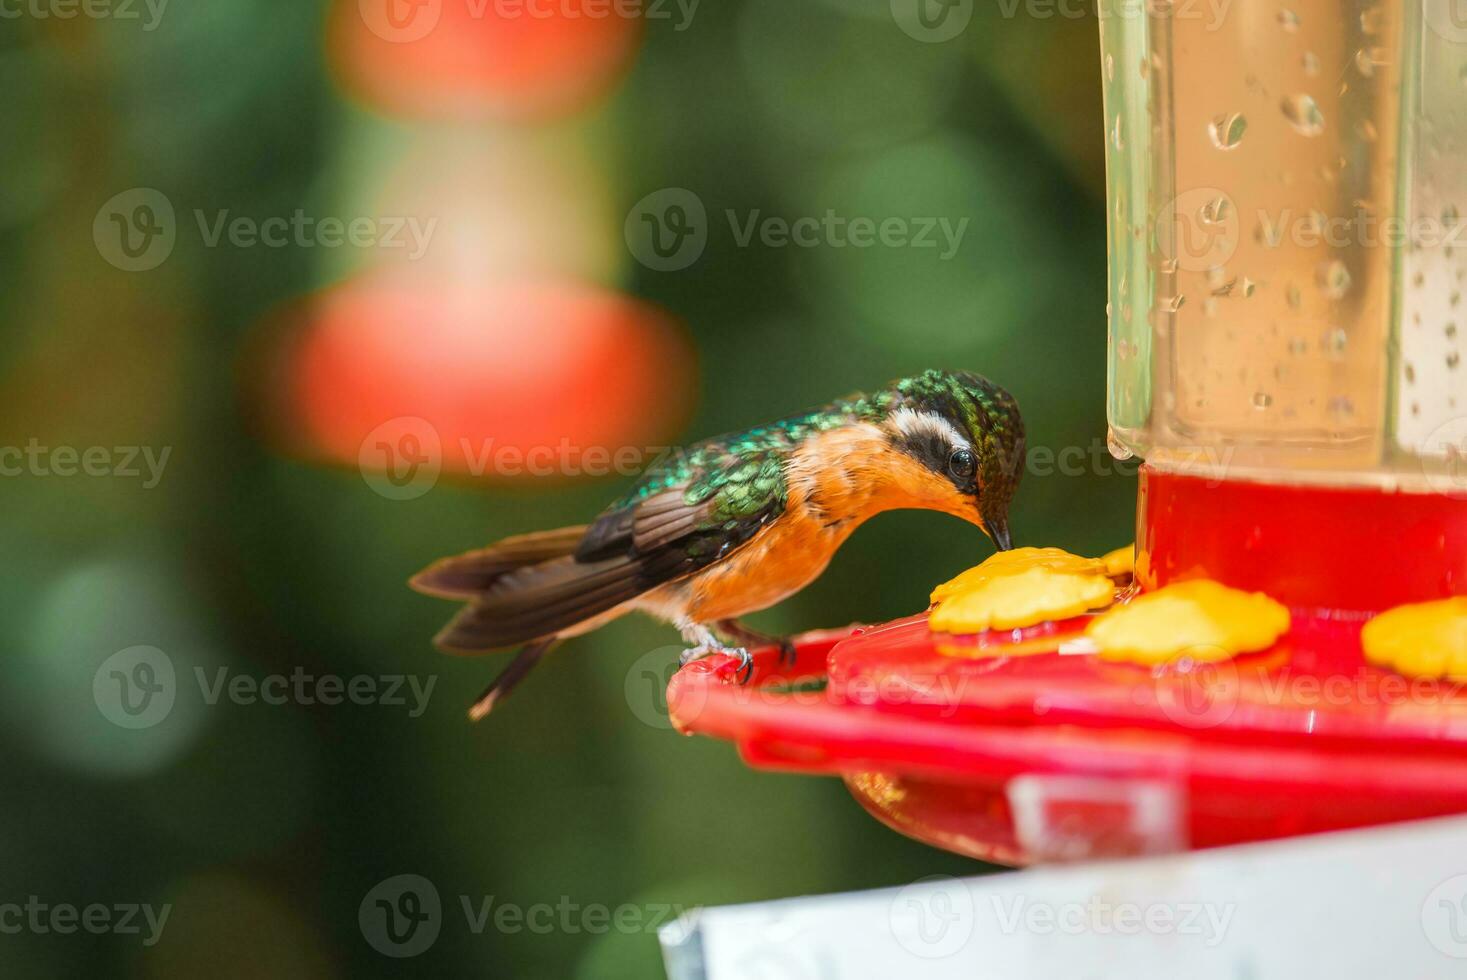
[668,466,1467,864]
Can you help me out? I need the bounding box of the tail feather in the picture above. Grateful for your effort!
[433,557,647,653]
[409,526,589,599]
[414,524,671,714]
[414,524,678,654]
[467,637,559,721]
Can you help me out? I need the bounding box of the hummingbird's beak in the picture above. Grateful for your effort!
[988,518,1013,551]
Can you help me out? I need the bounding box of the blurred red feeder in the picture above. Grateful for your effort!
[271,276,694,480]
[669,468,1467,865]
[329,0,642,119]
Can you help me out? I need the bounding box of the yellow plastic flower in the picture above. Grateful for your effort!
[930,567,1116,633]
[1101,544,1134,578]
[1361,597,1467,680]
[928,547,1120,633]
[1085,579,1290,664]
[930,547,1107,603]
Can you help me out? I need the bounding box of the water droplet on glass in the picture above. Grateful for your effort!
[1200,196,1232,225]
[1209,113,1248,150]
[1282,94,1325,136]
[1278,8,1300,31]
[1139,56,1150,80]
[1354,48,1387,77]
[1449,352,1461,370]
[1360,7,1384,34]
[1324,326,1348,355]
[1111,114,1126,151]
[1444,204,1461,226]
[1161,294,1186,313]
[1287,283,1303,309]
[1252,392,1273,410]
[1356,120,1378,142]
[1328,395,1355,418]
[1240,277,1257,297]
[1448,322,1459,339]
[1405,363,1416,384]
[1288,336,1308,355]
[1106,53,1115,83]
[1317,261,1351,299]
[1302,52,1320,76]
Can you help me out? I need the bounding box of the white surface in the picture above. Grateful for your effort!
[660,814,1467,979]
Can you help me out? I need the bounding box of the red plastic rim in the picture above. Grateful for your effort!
[669,626,1467,863]
[667,468,1467,864]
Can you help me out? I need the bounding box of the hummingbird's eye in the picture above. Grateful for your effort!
[947,447,976,482]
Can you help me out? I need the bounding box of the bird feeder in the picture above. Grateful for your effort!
[669,0,1467,864]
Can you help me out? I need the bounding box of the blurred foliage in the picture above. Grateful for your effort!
[0,1,1128,977]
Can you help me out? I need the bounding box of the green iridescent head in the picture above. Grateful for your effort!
[877,369,1025,549]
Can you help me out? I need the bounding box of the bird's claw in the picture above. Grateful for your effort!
[777,639,798,669]
[678,644,753,684]
[733,648,754,685]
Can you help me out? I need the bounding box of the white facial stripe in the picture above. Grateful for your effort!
[887,407,970,453]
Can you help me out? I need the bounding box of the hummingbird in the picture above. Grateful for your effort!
[411,369,1024,720]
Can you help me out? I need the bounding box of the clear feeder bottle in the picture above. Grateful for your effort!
[1100,0,1467,607]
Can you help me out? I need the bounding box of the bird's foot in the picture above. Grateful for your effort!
[678,644,754,684]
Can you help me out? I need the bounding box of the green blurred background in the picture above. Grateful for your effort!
[0,0,1134,975]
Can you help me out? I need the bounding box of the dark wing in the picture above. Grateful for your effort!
[427,448,788,653]
[575,446,787,566]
